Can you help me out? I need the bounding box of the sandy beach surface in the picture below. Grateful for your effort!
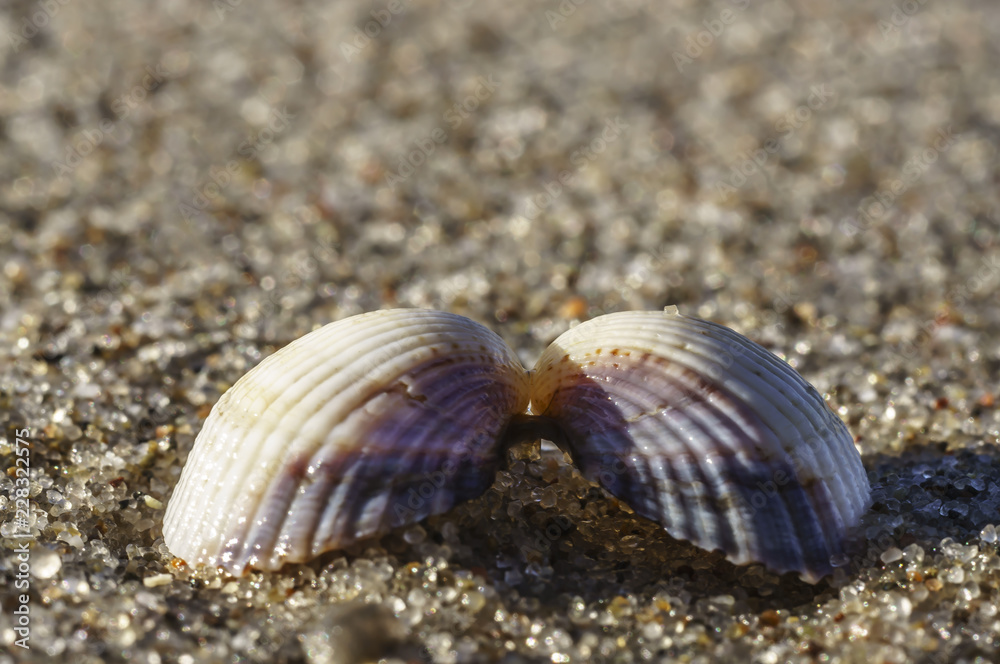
[1,0,999,661]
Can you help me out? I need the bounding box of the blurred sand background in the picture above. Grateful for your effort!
[1,0,1000,662]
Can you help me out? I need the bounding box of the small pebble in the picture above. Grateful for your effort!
[880,548,903,564]
[960,582,981,601]
[460,591,486,613]
[902,544,925,564]
[31,548,62,579]
[403,526,427,545]
[143,574,173,588]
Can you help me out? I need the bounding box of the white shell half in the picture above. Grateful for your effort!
[532,310,869,582]
[163,309,529,573]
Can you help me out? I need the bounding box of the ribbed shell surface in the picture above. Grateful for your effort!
[162,309,529,573]
[164,307,869,582]
[532,311,869,582]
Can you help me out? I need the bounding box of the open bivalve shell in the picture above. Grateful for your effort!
[163,308,870,582]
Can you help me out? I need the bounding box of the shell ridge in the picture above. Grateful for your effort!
[564,315,829,442]
[305,348,524,534]
[638,411,741,555]
[714,339,868,548]
[271,356,523,565]
[196,315,447,555]
[263,317,529,566]
[658,326,865,553]
[244,330,511,520]
[550,322,828,472]
[536,364,708,544]
[560,362,753,551]
[638,379,779,561]
[547,335,809,475]
[623,373,836,578]
[659,381,845,576]
[598,365,817,573]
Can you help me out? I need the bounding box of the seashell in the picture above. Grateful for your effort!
[531,310,869,582]
[163,309,528,573]
[163,307,869,582]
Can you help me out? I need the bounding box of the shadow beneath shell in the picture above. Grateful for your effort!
[369,441,840,614]
[846,441,1000,573]
[307,439,1000,632]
